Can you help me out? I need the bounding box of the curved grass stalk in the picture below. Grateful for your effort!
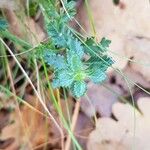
[0,37,64,143]
[59,0,88,35]
[0,43,34,149]
[42,59,82,150]
[108,50,150,67]
[85,94,98,124]
[84,0,97,38]
[0,85,49,118]
[8,13,65,148]
[0,36,50,58]
[63,88,72,125]
[1,1,149,149]
[118,69,136,150]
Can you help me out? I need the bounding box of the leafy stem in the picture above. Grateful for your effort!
[37,0,113,98]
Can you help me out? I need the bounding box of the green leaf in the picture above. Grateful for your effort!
[52,69,74,88]
[68,38,84,58]
[0,19,8,31]
[88,68,107,83]
[100,37,111,50]
[47,20,70,47]
[84,37,111,56]
[66,50,86,82]
[71,81,87,98]
[42,1,59,19]
[61,1,76,21]
[65,1,76,17]
[87,55,113,70]
[44,51,67,70]
[87,56,114,83]
[84,37,100,56]
[40,0,114,98]
[66,50,83,71]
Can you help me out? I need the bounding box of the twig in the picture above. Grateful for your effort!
[65,100,81,150]
[56,89,65,150]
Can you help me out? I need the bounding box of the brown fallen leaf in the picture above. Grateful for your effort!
[0,95,62,150]
[87,97,150,150]
[80,59,150,117]
[75,112,94,150]
[125,37,150,81]
[80,81,123,117]
[24,18,46,45]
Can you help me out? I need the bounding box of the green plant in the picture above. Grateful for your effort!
[38,0,113,98]
[0,18,8,30]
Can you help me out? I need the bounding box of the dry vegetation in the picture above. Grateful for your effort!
[0,0,150,150]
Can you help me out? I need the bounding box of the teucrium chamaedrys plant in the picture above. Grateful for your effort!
[38,0,113,98]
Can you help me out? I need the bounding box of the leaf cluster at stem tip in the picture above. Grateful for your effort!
[37,0,114,98]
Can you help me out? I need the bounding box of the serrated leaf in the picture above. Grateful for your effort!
[40,0,113,98]
[61,1,76,21]
[42,1,59,19]
[100,37,111,49]
[52,69,74,88]
[68,38,84,58]
[44,51,67,70]
[64,1,76,17]
[85,37,111,56]
[88,68,107,83]
[47,20,70,47]
[87,55,113,83]
[87,55,114,70]
[66,50,83,71]
[71,81,87,98]
[84,37,100,56]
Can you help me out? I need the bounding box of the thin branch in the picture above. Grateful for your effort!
[65,101,81,150]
